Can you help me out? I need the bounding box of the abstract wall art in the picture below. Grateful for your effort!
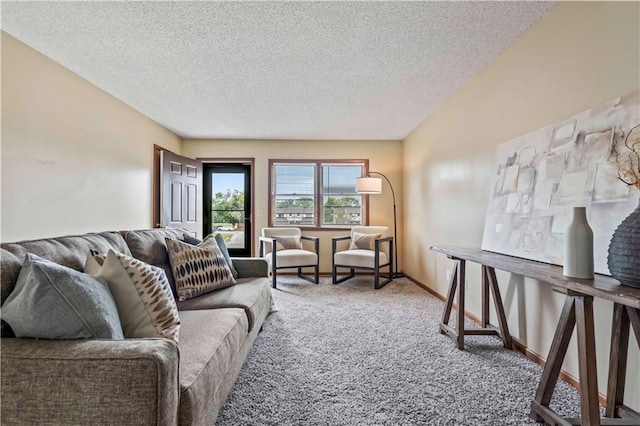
[481,90,640,274]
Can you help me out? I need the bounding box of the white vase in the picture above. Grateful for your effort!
[563,207,594,279]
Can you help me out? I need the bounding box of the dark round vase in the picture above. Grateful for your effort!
[607,200,640,288]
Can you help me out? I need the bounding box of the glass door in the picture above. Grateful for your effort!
[203,163,251,257]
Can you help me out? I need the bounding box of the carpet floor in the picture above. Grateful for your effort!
[216,276,586,425]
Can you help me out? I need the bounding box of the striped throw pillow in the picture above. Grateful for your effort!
[85,249,180,342]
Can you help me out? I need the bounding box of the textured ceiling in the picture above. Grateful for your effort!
[1,1,555,140]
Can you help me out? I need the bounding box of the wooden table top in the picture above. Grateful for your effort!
[430,246,640,309]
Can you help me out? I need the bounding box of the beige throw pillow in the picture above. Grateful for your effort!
[349,232,383,250]
[85,250,180,342]
[165,235,236,302]
[274,235,303,251]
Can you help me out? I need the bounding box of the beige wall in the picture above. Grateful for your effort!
[1,32,182,242]
[3,1,638,408]
[183,139,403,272]
[404,2,640,409]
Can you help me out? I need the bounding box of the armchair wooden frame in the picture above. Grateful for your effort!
[331,235,393,290]
[259,235,320,289]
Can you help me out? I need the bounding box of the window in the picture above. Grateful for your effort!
[270,160,367,228]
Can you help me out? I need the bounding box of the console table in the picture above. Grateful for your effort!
[430,246,640,426]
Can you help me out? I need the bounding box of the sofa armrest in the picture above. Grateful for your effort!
[1,338,179,426]
[232,257,269,278]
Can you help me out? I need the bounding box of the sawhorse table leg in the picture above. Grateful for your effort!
[530,290,600,425]
[606,305,640,421]
[439,258,512,350]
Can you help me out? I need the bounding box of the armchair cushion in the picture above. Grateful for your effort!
[266,250,318,268]
[334,249,389,269]
[349,232,382,250]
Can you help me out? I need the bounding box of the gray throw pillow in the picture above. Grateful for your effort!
[1,253,124,340]
[182,233,202,245]
[214,233,238,279]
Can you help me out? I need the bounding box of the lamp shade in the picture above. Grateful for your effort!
[356,177,382,194]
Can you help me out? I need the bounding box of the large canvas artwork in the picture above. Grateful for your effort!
[481,90,640,274]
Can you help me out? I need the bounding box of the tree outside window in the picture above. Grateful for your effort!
[212,189,244,229]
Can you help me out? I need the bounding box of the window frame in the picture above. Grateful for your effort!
[268,159,370,230]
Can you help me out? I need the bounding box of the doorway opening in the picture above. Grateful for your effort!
[203,161,253,257]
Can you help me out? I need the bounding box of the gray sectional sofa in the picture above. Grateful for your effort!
[0,228,274,425]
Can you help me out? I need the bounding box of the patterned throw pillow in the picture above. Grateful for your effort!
[274,235,303,251]
[166,235,237,302]
[182,233,238,279]
[85,250,180,342]
[349,232,383,250]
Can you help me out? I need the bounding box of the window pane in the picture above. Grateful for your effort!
[323,195,362,225]
[211,173,245,241]
[275,165,315,195]
[273,196,315,226]
[323,165,362,194]
[322,164,363,226]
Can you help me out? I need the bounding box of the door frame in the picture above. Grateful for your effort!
[153,144,168,228]
[198,157,255,256]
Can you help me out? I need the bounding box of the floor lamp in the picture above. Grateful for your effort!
[356,172,403,278]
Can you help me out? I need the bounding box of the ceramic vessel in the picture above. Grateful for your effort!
[607,200,640,288]
[563,207,594,279]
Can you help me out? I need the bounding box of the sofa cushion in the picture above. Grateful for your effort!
[178,308,248,425]
[166,236,236,302]
[177,278,273,332]
[1,231,130,305]
[86,250,180,342]
[121,228,186,298]
[2,253,123,340]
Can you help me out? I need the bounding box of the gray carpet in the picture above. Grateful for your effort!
[216,276,586,425]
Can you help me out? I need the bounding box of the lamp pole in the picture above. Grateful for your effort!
[367,171,403,278]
